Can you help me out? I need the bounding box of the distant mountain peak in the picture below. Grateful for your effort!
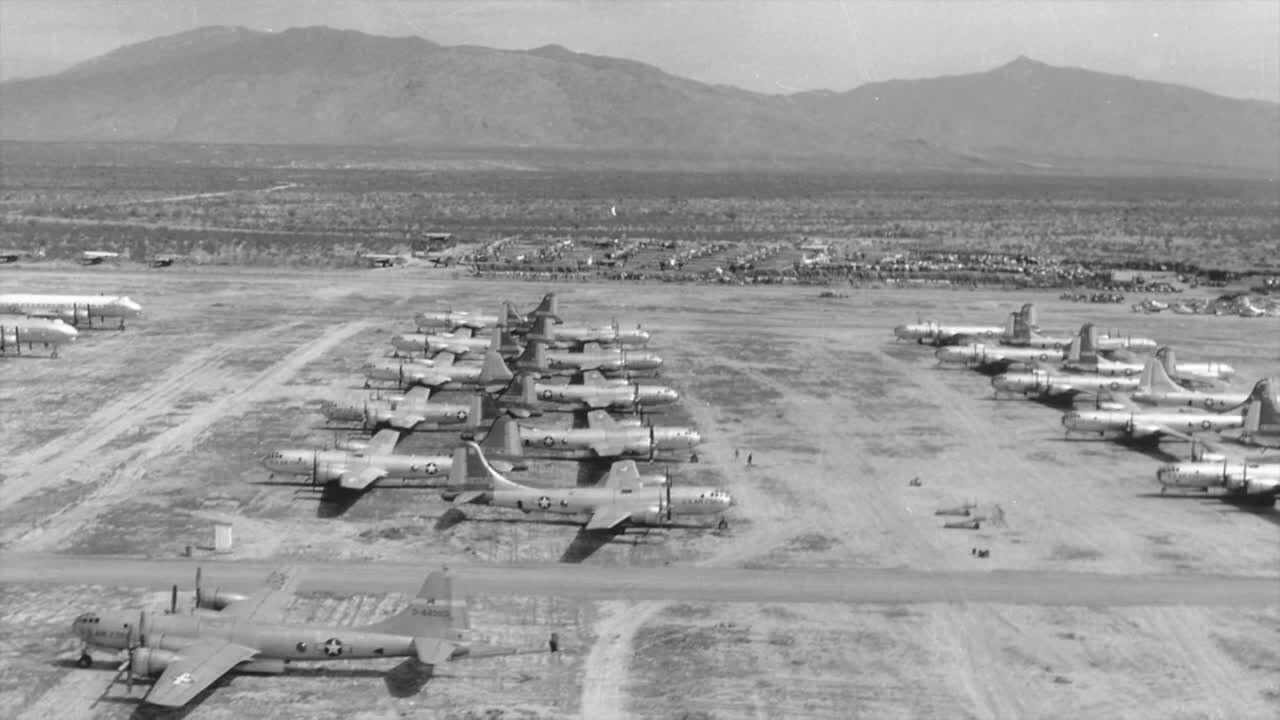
[994,55,1054,74]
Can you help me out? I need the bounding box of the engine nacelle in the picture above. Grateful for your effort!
[198,588,248,610]
[632,508,671,526]
[611,417,644,428]
[1096,400,1126,411]
[132,647,180,677]
[335,439,368,452]
[1243,478,1280,497]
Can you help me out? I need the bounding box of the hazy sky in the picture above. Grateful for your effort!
[3,1,1277,101]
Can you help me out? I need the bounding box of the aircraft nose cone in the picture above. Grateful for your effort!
[688,430,703,446]
[1061,412,1080,428]
[893,324,909,338]
[660,387,680,403]
[637,330,651,343]
[991,375,1011,391]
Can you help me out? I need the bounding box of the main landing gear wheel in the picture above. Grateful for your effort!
[717,517,729,531]
[77,653,92,668]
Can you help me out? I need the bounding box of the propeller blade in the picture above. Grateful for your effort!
[170,584,178,614]
[194,567,203,611]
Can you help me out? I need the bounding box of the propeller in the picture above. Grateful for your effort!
[194,567,202,611]
[663,474,673,523]
[311,451,320,489]
[168,584,178,614]
[648,424,656,462]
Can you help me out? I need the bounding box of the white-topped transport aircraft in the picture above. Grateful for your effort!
[0,293,143,330]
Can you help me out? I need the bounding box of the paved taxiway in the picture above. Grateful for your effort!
[3,554,1276,606]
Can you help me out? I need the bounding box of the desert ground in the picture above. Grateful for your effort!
[1,265,1277,719]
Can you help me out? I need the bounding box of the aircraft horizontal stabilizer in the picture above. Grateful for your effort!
[413,637,457,666]
[452,490,487,505]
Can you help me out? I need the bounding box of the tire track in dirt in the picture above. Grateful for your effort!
[9,320,374,551]
[0,322,298,510]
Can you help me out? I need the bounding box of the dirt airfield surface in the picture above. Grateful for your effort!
[1,265,1278,719]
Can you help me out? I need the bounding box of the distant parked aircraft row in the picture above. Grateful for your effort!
[894,302,1278,506]
[0,293,144,358]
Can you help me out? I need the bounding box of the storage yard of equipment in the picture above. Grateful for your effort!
[2,261,1277,718]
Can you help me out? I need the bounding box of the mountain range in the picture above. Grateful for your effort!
[2,26,1276,176]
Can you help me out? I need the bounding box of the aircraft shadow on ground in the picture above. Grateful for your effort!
[1046,436,1182,463]
[1135,493,1280,527]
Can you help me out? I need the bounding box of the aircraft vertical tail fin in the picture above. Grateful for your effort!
[1141,358,1181,394]
[1003,312,1017,340]
[478,348,513,387]
[524,316,556,345]
[1066,336,1081,363]
[1078,323,1099,361]
[1242,378,1280,441]
[1020,303,1038,329]
[1010,311,1030,341]
[526,292,560,323]
[357,569,466,639]
[480,416,524,460]
[1156,347,1180,381]
[453,439,528,492]
[513,340,548,374]
[503,301,527,330]
[498,329,522,356]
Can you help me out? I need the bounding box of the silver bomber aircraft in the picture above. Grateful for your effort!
[444,441,731,531]
[522,316,651,350]
[0,317,78,358]
[1061,325,1145,376]
[992,369,1142,400]
[1156,457,1280,506]
[500,372,679,415]
[0,293,142,330]
[261,429,452,515]
[935,342,1067,372]
[71,567,546,708]
[1130,359,1249,411]
[363,348,513,391]
[415,293,559,332]
[512,336,663,377]
[1154,347,1236,386]
[518,409,702,461]
[321,388,484,432]
[1061,407,1244,442]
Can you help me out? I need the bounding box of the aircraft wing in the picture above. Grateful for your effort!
[1142,424,1194,442]
[339,466,385,491]
[435,352,456,368]
[402,387,431,405]
[584,505,633,531]
[220,566,303,623]
[582,370,607,386]
[388,413,426,430]
[585,410,616,430]
[365,429,401,455]
[600,460,643,489]
[143,641,258,707]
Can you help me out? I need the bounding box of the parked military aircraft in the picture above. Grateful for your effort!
[320,389,484,432]
[72,567,547,707]
[516,409,701,461]
[512,337,663,377]
[895,303,1035,346]
[391,329,519,359]
[935,342,1066,372]
[1156,455,1279,505]
[1154,347,1235,385]
[363,349,513,391]
[360,252,406,268]
[444,441,731,531]
[991,369,1142,400]
[1235,378,1280,449]
[1130,360,1249,411]
[1061,407,1243,442]
[0,293,142,330]
[80,250,119,265]
[416,293,559,332]
[522,316,651,350]
[499,372,679,415]
[0,317,78,358]
[262,429,451,514]
[1061,325,1145,376]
